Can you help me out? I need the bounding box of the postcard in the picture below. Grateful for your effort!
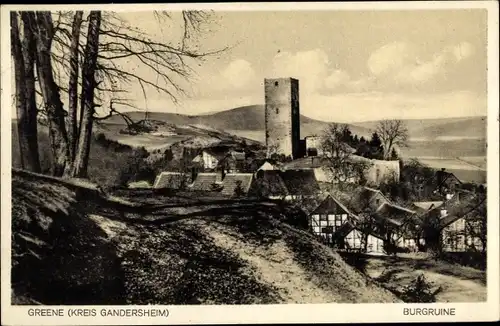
[1,1,499,325]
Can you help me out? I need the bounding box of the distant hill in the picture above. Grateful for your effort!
[351,116,486,140]
[103,105,372,140]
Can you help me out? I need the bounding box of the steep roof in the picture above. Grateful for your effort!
[190,173,219,191]
[412,201,444,212]
[301,193,356,217]
[249,170,289,197]
[343,186,392,214]
[153,172,185,189]
[257,161,276,171]
[221,173,254,197]
[280,169,321,196]
[229,151,246,161]
[374,202,416,226]
[423,170,462,191]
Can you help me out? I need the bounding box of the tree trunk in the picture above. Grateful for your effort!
[11,12,41,173]
[33,11,70,176]
[67,11,84,162]
[71,11,101,178]
[20,13,42,173]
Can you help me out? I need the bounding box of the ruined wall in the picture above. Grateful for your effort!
[364,159,400,186]
[264,78,300,158]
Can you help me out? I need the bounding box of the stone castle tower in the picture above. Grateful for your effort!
[264,78,300,159]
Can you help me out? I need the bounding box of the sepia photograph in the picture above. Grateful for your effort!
[1,1,499,324]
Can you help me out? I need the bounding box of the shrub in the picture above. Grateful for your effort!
[400,274,440,303]
[233,180,245,197]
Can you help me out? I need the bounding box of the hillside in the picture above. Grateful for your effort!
[351,116,486,140]
[11,170,400,305]
[102,105,372,140]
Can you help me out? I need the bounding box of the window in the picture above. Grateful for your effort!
[322,226,334,234]
[276,108,279,114]
[274,81,279,86]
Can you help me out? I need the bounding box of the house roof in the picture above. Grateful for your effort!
[189,173,219,191]
[280,169,321,196]
[257,161,276,171]
[204,147,230,161]
[229,151,246,161]
[153,172,185,189]
[374,202,416,226]
[301,193,356,217]
[333,219,386,241]
[423,170,462,191]
[412,201,444,212]
[249,170,289,197]
[343,186,392,214]
[220,173,254,196]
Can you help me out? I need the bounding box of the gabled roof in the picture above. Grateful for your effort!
[249,170,289,197]
[189,173,219,191]
[301,193,357,217]
[333,219,386,242]
[374,202,416,226]
[412,201,444,212]
[280,169,320,196]
[257,161,276,171]
[344,186,392,214]
[423,170,462,191]
[203,147,230,161]
[220,173,254,196]
[229,151,246,161]
[153,172,185,189]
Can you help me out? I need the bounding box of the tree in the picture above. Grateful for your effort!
[368,132,384,159]
[464,193,487,253]
[11,10,222,178]
[401,274,440,303]
[375,119,409,160]
[390,147,399,161]
[320,123,369,187]
[10,12,41,173]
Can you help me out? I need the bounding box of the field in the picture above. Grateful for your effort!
[341,252,486,303]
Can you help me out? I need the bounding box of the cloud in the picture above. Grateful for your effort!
[220,59,256,89]
[367,41,476,87]
[367,42,415,77]
[270,49,330,93]
[299,90,486,123]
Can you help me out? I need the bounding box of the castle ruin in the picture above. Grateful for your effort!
[264,78,301,159]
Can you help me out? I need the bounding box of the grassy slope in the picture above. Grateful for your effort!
[11,173,400,305]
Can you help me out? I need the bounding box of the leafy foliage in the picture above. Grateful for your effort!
[400,274,440,303]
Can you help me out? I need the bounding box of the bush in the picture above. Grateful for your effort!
[233,180,245,197]
[400,274,440,303]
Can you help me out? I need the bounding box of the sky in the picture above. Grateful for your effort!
[41,9,492,122]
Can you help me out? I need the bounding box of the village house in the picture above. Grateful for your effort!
[302,193,356,245]
[304,135,323,157]
[153,171,188,190]
[440,212,485,252]
[418,168,462,199]
[249,169,321,200]
[333,220,386,254]
[191,147,246,172]
[219,173,254,197]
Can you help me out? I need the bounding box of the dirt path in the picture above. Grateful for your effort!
[363,255,486,303]
[202,224,338,304]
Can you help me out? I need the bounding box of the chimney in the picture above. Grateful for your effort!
[191,167,198,183]
[216,167,225,183]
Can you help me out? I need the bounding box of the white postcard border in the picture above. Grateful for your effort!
[1,1,499,325]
